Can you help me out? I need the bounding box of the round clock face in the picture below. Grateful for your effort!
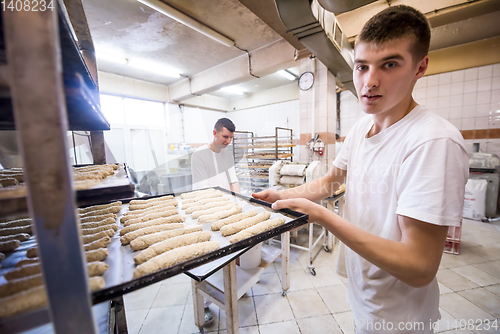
[298,71,314,91]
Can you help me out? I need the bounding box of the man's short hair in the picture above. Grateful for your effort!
[214,118,235,133]
[356,5,431,62]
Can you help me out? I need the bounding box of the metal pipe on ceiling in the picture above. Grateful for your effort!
[136,0,235,47]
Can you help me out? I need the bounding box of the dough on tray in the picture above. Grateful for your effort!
[81,224,118,236]
[87,261,109,276]
[0,239,21,252]
[4,263,41,280]
[181,196,231,210]
[0,233,30,242]
[78,201,122,215]
[185,200,234,214]
[80,217,116,230]
[120,223,186,245]
[134,231,212,265]
[119,215,186,236]
[15,258,39,268]
[122,209,179,227]
[83,237,112,251]
[211,210,258,231]
[197,205,242,225]
[130,225,203,251]
[181,191,223,205]
[120,206,178,224]
[229,218,286,243]
[0,225,31,236]
[180,188,216,199]
[82,231,111,244]
[191,203,237,219]
[86,248,109,262]
[79,206,121,217]
[80,213,117,224]
[128,199,178,211]
[0,218,31,229]
[133,241,220,279]
[220,212,271,236]
[129,195,175,206]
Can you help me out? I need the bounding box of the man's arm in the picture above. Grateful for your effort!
[272,198,448,288]
[253,165,346,203]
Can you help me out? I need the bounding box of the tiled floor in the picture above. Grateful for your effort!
[124,219,500,334]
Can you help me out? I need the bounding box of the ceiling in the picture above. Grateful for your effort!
[80,0,500,100]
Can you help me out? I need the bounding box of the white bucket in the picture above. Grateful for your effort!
[239,243,263,270]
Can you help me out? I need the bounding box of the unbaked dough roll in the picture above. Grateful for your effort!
[81,225,117,236]
[185,199,233,214]
[229,218,286,243]
[0,225,31,236]
[181,196,232,210]
[82,231,110,244]
[74,179,101,190]
[180,188,216,199]
[134,231,212,265]
[0,233,30,242]
[130,226,203,251]
[120,215,186,236]
[80,213,117,224]
[79,206,121,217]
[120,223,186,245]
[191,203,237,219]
[73,173,102,181]
[128,199,178,211]
[83,236,111,251]
[133,241,220,279]
[220,212,271,236]
[122,209,179,227]
[78,201,122,214]
[129,195,175,206]
[197,205,243,225]
[0,177,18,187]
[87,261,109,276]
[86,248,109,262]
[0,240,20,252]
[4,263,41,280]
[80,217,116,230]
[0,274,43,298]
[120,206,178,224]
[125,201,177,216]
[181,191,223,205]
[211,210,258,231]
[0,218,31,229]
[15,258,39,268]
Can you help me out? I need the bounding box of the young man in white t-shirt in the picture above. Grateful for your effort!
[254,5,468,333]
[190,117,240,325]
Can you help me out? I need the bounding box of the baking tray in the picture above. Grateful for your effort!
[91,186,308,304]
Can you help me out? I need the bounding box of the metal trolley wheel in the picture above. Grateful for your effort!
[309,267,316,276]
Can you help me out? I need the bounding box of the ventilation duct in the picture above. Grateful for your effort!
[317,0,378,14]
[274,0,356,95]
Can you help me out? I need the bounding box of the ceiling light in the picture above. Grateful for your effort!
[128,59,180,78]
[96,51,127,65]
[221,86,244,95]
[277,70,296,81]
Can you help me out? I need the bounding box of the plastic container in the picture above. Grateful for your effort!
[239,242,263,269]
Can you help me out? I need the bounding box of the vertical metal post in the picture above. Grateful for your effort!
[223,261,239,334]
[90,130,106,164]
[3,5,97,334]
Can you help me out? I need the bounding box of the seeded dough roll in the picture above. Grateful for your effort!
[134,231,212,265]
[220,212,271,236]
[82,231,110,244]
[229,218,286,243]
[80,213,117,224]
[80,217,116,230]
[129,195,175,206]
[181,191,223,205]
[180,188,216,199]
[4,263,41,280]
[83,237,111,251]
[26,247,37,258]
[133,241,220,279]
[0,233,30,242]
[0,218,31,229]
[122,209,179,227]
[15,258,39,268]
[79,206,121,217]
[78,201,122,214]
[0,177,18,187]
[191,203,237,219]
[211,210,258,231]
[86,248,109,262]
[130,225,203,251]
[185,200,233,214]
[120,223,186,245]
[120,215,186,236]
[0,240,20,252]
[128,199,178,211]
[87,261,109,276]
[0,225,31,236]
[81,226,116,237]
[181,196,232,210]
[197,205,242,225]
[120,206,178,224]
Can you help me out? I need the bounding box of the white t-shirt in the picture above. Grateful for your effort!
[191,144,238,191]
[333,105,468,333]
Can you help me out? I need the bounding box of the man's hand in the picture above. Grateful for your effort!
[252,189,282,203]
[271,198,327,223]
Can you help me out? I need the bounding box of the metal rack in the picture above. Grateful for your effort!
[233,127,295,193]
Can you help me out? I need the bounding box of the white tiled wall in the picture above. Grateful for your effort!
[340,63,500,156]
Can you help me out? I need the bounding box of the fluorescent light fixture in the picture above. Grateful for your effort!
[128,59,180,78]
[96,51,127,65]
[221,86,244,95]
[277,70,296,81]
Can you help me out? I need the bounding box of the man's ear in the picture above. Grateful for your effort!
[213,129,217,137]
[415,56,429,80]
